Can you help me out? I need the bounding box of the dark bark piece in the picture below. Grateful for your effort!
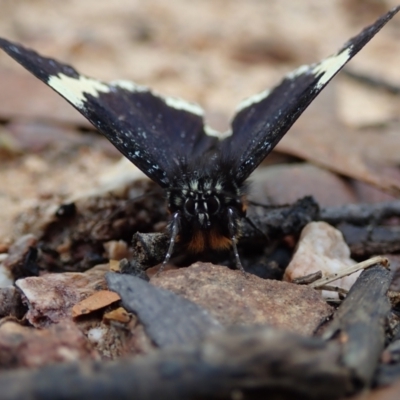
[376,338,400,386]
[320,200,400,226]
[106,272,222,347]
[374,311,400,386]
[339,223,400,257]
[322,265,392,388]
[243,196,320,238]
[0,325,354,400]
[313,201,400,257]
[130,231,170,268]
[243,200,400,259]
[246,199,400,259]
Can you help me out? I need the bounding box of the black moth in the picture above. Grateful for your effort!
[0,8,398,272]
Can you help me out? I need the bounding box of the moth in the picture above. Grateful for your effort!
[0,8,398,272]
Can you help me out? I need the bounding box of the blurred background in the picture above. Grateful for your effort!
[1,0,400,242]
[1,0,400,121]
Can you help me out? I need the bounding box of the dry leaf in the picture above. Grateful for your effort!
[72,290,121,318]
[103,307,131,323]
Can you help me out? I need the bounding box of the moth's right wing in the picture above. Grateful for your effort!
[221,7,400,183]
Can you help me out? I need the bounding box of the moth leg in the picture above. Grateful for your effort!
[157,211,180,275]
[227,208,246,275]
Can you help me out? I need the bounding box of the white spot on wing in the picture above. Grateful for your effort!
[204,125,220,137]
[164,96,204,116]
[312,46,352,89]
[235,89,270,113]
[204,125,232,140]
[286,64,311,79]
[111,79,148,92]
[48,73,110,108]
[233,46,352,117]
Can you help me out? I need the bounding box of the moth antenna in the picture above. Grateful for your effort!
[157,211,180,275]
[227,208,246,275]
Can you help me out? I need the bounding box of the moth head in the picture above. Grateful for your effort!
[167,173,245,230]
[182,189,221,228]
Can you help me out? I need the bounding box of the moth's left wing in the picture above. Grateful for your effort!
[222,6,400,183]
[0,38,217,187]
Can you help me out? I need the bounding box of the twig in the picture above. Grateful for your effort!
[292,271,322,285]
[344,69,400,95]
[309,256,389,289]
[320,200,400,226]
[317,285,348,295]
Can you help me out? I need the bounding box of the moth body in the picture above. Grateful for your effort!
[167,157,247,253]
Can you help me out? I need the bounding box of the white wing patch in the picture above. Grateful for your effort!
[48,73,110,108]
[235,89,271,113]
[234,46,352,113]
[286,64,310,80]
[164,96,204,116]
[204,125,232,140]
[109,78,205,116]
[312,46,352,88]
[111,79,148,92]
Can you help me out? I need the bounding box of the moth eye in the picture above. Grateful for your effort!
[207,196,220,215]
[184,198,196,216]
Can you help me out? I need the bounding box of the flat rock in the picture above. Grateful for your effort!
[16,264,109,327]
[151,263,333,336]
[107,272,222,348]
[0,320,97,369]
